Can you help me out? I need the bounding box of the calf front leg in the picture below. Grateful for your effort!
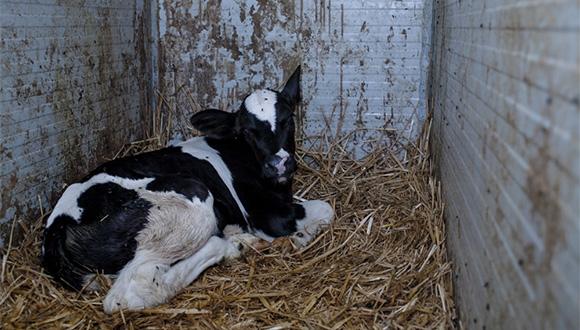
[290,200,334,247]
[162,225,272,293]
[253,200,334,248]
[161,235,242,293]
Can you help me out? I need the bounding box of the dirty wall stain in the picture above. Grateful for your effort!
[0,1,147,247]
[157,0,428,157]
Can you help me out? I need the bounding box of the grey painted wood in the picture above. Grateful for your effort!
[0,0,149,246]
[430,0,580,328]
[155,0,431,156]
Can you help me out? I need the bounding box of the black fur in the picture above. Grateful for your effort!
[146,176,210,201]
[42,185,152,290]
[88,147,247,228]
[189,109,237,139]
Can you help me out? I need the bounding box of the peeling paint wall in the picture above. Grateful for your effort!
[0,0,149,247]
[430,0,580,328]
[156,0,431,155]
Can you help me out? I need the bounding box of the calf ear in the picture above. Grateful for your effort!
[190,109,237,139]
[281,66,300,107]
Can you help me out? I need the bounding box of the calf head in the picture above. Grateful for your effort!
[190,67,301,184]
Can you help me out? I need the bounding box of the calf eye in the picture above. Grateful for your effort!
[243,129,255,138]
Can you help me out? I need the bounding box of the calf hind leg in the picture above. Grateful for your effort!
[103,250,171,313]
[104,234,246,313]
[103,189,217,314]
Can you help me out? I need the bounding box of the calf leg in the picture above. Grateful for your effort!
[103,250,171,313]
[290,200,334,247]
[253,200,334,248]
[103,238,239,314]
[103,189,217,314]
[161,225,267,295]
[161,235,241,293]
[103,230,259,313]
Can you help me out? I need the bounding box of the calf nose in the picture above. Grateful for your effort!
[266,155,287,176]
[269,154,284,165]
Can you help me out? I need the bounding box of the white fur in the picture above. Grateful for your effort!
[136,191,218,259]
[46,174,154,228]
[103,249,170,313]
[244,89,277,132]
[291,200,334,247]
[161,235,240,291]
[103,191,219,313]
[179,137,249,224]
[160,229,255,300]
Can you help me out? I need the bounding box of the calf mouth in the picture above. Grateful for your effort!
[276,174,292,184]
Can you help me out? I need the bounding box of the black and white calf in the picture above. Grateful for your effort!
[41,67,334,313]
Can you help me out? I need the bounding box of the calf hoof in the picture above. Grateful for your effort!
[251,239,272,251]
[103,288,154,314]
[302,200,334,225]
[102,263,170,314]
[226,232,269,255]
[103,291,128,314]
[103,288,165,314]
[292,200,334,247]
[222,224,271,254]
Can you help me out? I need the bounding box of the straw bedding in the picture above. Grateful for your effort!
[0,119,456,329]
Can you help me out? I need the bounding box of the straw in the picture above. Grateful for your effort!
[0,111,456,329]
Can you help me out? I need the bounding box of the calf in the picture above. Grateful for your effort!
[41,67,334,313]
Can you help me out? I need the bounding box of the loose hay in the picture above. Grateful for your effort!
[0,119,456,329]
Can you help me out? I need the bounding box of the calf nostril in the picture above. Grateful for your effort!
[265,162,277,172]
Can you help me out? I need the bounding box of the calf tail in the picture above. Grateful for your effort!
[41,216,87,290]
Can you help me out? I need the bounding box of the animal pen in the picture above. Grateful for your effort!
[0,0,578,329]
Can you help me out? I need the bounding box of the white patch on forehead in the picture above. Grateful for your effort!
[179,137,249,224]
[244,89,277,132]
[46,174,154,228]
